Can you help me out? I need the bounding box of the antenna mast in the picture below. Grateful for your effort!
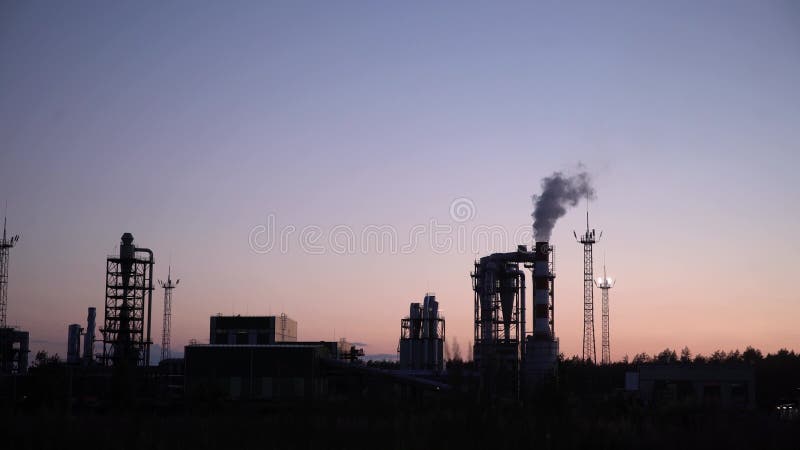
[595,259,615,365]
[575,197,600,363]
[0,210,20,329]
[158,266,179,361]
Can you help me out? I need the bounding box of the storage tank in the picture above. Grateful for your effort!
[67,324,82,364]
[83,307,96,362]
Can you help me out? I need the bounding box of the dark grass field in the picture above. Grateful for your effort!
[3,351,799,450]
[3,395,798,450]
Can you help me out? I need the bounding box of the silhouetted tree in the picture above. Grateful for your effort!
[34,350,48,367]
[709,350,727,363]
[742,346,763,364]
[450,337,462,362]
[725,349,742,363]
[632,352,651,364]
[33,350,61,367]
[680,346,692,363]
[655,348,678,364]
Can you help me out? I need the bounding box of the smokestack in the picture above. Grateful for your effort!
[531,169,595,241]
[523,241,560,384]
[67,324,82,364]
[533,242,553,338]
[83,307,96,362]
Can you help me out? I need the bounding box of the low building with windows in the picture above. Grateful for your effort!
[187,314,350,401]
[629,364,755,409]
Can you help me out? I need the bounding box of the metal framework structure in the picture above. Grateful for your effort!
[472,247,537,398]
[159,266,179,361]
[0,215,20,329]
[473,257,529,357]
[595,265,615,365]
[0,327,28,374]
[400,316,446,342]
[100,233,155,367]
[278,313,290,342]
[575,211,601,363]
[399,294,445,371]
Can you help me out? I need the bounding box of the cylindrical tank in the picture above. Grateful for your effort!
[67,324,82,364]
[409,302,421,339]
[478,263,495,343]
[83,307,96,361]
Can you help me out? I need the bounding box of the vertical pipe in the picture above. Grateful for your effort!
[550,245,556,336]
[518,271,525,360]
[135,247,154,366]
[83,307,96,362]
[146,257,153,366]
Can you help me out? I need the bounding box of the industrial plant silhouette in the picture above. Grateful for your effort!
[2,1,798,447]
[1,174,799,449]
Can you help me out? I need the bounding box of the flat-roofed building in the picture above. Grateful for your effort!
[184,343,339,400]
[0,327,29,374]
[210,314,297,345]
[633,364,755,409]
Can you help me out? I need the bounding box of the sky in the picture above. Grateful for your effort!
[1,1,798,361]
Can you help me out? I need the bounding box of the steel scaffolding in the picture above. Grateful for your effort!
[100,233,154,367]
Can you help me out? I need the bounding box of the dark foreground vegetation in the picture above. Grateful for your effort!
[3,397,799,450]
[1,347,798,450]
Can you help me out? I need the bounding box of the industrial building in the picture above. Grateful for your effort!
[185,344,333,400]
[629,364,756,409]
[65,307,97,365]
[100,233,155,367]
[473,242,558,397]
[0,327,28,374]
[210,314,297,345]
[186,314,347,401]
[398,294,445,372]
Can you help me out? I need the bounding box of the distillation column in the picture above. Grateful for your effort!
[100,233,155,367]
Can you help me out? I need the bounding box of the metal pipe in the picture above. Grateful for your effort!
[135,247,154,366]
[83,307,95,363]
[517,271,526,360]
